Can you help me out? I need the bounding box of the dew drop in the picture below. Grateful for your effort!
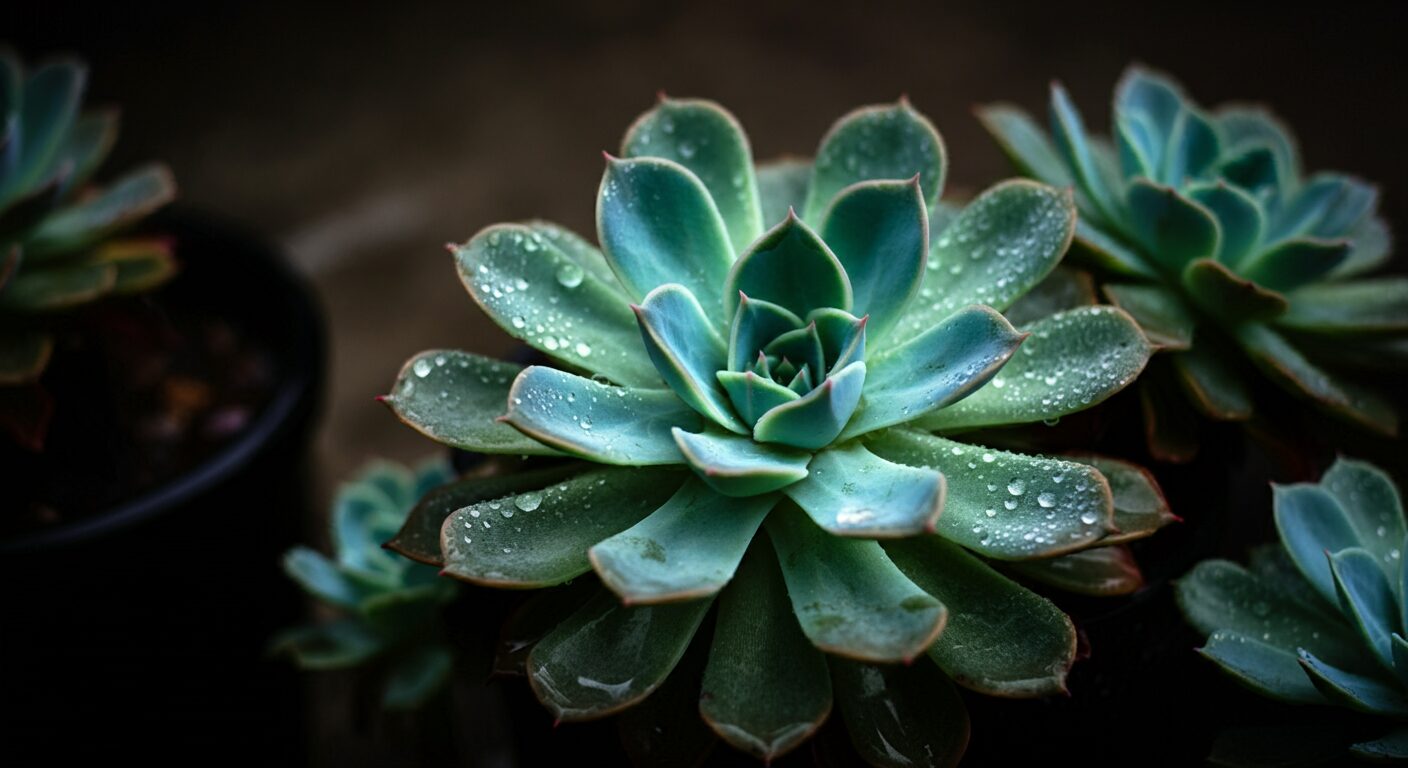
[555,262,585,288]
[413,359,433,378]
[515,492,543,512]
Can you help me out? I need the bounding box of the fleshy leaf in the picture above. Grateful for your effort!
[1070,219,1159,278]
[1115,67,1184,159]
[1171,344,1253,421]
[1299,650,1408,716]
[1002,266,1096,328]
[763,324,825,386]
[504,366,702,465]
[1279,278,1408,335]
[783,442,944,538]
[885,534,1075,696]
[454,223,660,387]
[622,97,763,252]
[1322,457,1408,575]
[809,308,867,374]
[917,306,1150,431]
[27,164,176,257]
[634,284,746,433]
[1138,362,1201,463]
[866,430,1112,560]
[1183,258,1289,321]
[830,658,969,768]
[753,361,866,451]
[521,220,625,293]
[1,58,85,202]
[1352,727,1408,761]
[1048,83,1120,225]
[1186,182,1264,267]
[1336,215,1392,277]
[1240,237,1350,293]
[1065,454,1177,544]
[589,479,776,604]
[384,350,560,456]
[1274,483,1367,606]
[1162,107,1221,184]
[723,212,851,320]
[283,547,374,610]
[700,539,832,761]
[672,427,811,497]
[803,100,946,223]
[902,180,1075,336]
[1197,630,1327,705]
[755,158,811,228]
[1218,106,1299,187]
[844,306,1023,439]
[728,293,803,372]
[1237,323,1397,434]
[0,260,115,312]
[1329,548,1400,669]
[767,504,946,663]
[1102,282,1195,350]
[817,177,927,340]
[1006,546,1144,596]
[716,370,798,427]
[1125,179,1220,272]
[597,156,735,318]
[975,104,1073,186]
[528,589,712,721]
[440,466,684,588]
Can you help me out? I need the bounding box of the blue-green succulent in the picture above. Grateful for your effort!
[0,48,177,387]
[1178,458,1408,762]
[980,65,1406,460]
[275,458,458,711]
[384,97,1173,763]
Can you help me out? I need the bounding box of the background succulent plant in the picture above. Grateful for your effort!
[275,458,458,711]
[979,65,1406,461]
[1178,458,1408,762]
[0,47,176,388]
[383,96,1173,764]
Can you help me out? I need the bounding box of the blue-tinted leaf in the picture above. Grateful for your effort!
[810,308,867,374]
[27,164,175,257]
[672,427,811,497]
[763,324,825,386]
[716,370,798,427]
[1162,107,1221,184]
[1125,179,1220,272]
[1322,458,1408,578]
[1102,282,1195,349]
[1070,219,1159,278]
[589,478,776,604]
[753,361,866,451]
[1049,83,1120,224]
[1335,215,1392,277]
[634,284,746,433]
[804,99,946,223]
[504,366,701,465]
[521,220,626,294]
[1330,548,1400,669]
[1274,484,1363,605]
[1198,630,1326,705]
[830,657,969,768]
[1183,258,1289,322]
[1299,650,1408,716]
[756,158,811,228]
[1002,266,1097,328]
[1172,344,1253,421]
[1240,238,1350,293]
[728,293,803,372]
[622,97,763,252]
[1,58,84,202]
[1218,106,1299,188]
[283,547,374,610]
[1187,182,1264,267]
[1007,546,1145,596]
[975,103,1073,186]
[818,177,928,340]
[1237,323,1397,434]
[1279,278,1408,335]
[784,442,944,538]
[723,212,851,320]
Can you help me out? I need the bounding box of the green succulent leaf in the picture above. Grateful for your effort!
[1352,727,1408,761]
[809,308,868,375]
[766,504,946,663]
[504,366,703,464]
[1336,215,1392,277]
[622,97,763,253]
[588,479,776,604]
[1299,650,1408,716]
[634,283,747,434]
[1186,182,1264,267]
[901,180,1076,336]
[1176,559,1367,671]
[1271,174,1376,242]
[727,293,803,372]
[615,638,718,768]
[753,361,867,451]
[1002,266,1096,328]
[723,212,852,320]
[1321,457,1408,576]
[830,657,969,768]
[383,350,561,456]
[1183,258,1289,321]
[521,220,626,294]
[866,430,1111,560]
[0,260,116,312]
[671,427,811,497]
[1137,362,1201,463]
[440,466,685,588]
[1102,282,1194,350]
[885,534,1075,696]
[1217,106,1299,187]
[700,539,833,761]
[1065,453,1177,544]
[1240,237,1350,293]
[1171,344,1253,421]
[1070,220,1159,278]
[1197,630,1327,705]
[1273,484,1366,606]
[783,442,944,538]
[1007,545,1145,597]
[1125,179,1220,272]
[455,223,660,387]
[0,328,53,384]
[803,100,946,224]
[1278,278,1408,335]
[283,547,376,610]
[597,155,735,318]
[27,164,175,257]
[817,177,927,340]
[1162,107,1221,184]
[54,109,119,192]
[1048,83,1120,225]
[1329,548,1400,669]
[716,370,798,427]
[974,104,1073,187]
[845,306,1022,439]
[917,306,1150,431]
[528,589,713,721]
[1237,323,1397,435]
[0,58,85,203]
[1115,67,1183,160]
[755,158,811,228]
[493,580,600,677]
[763,324,826,385]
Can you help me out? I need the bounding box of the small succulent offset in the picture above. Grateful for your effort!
[0,48,177,388]
[980,65,1406,460]
[275,458,458,711]
[385,97,1173,763]
[1178,459,1408,762]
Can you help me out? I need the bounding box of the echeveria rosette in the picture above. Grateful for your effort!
[1177,459,1408,763]
[274,458,458,711]
[385,97,1167,764]
[979,65,1406,461]
[0,49,177,387]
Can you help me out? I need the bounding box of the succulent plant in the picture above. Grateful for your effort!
[274,458,458,711]
[979,65,1406,460]
[1178,458,1408,762]
[0,48,177,388]
[383,96,1174,764]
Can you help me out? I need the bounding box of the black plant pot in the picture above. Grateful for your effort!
[0,208,324,763]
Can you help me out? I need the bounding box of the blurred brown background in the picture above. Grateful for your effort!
[11,1,1407,504]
